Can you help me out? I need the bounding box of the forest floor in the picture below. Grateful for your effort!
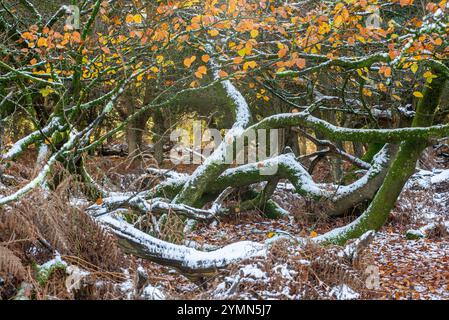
[1,147,448,300]
[139,164,449,300]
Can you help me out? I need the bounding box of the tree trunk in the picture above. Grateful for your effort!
[317,74,447,245]
[152,107,166,165]
[126,116,145,158]
[125,84,153,163]
[352,142,364,159]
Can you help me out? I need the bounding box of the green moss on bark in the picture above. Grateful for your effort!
[319,74,447,245]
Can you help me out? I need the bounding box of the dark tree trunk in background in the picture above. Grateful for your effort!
[126,106,146,159]
[283,127,300,156]
[353,142,364,159]
[152,107,167,165]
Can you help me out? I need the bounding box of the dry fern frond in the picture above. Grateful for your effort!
[0,245,26,280]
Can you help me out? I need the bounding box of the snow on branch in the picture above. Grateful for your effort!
[248,108,449,143]
[87,192,231,222]
[2,117,63,161]
[0,132,78,206]
[94,213,267,274]
[173,47,253,205]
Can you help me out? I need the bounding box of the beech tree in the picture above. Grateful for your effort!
[1,0,448,276]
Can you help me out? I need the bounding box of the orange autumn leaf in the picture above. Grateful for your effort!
[278,47,288,58]
[71,32,82,43]
[233,56,243,64]
[399,0,414,7]
[101,46,111,54]
[194,65,208,79]
[21,32,35,41]
[197,65,207,74]
[201,54,210,63]
[218,70,228,78]
[125,14,134,24]
[294,58,306,69]
[183,55,196,68]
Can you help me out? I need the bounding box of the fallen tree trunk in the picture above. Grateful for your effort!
[96,213,267,276]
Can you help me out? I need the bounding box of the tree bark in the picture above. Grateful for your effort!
[316,73,447,245]
[152,107,166,165]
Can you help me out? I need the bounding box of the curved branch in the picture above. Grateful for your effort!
[173,51,252,206]
[95,213,266,275]
[0,132,78,206]
[248,109,449,143]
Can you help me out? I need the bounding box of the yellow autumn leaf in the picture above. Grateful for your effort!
[423,71,437,83]
[208,29,219,37]
[413,91,424,98]
[410,63,418,74]
[423,71,434,78]
[243,61,257,70]
[237,48,247,57]
[334,15,344,28]
[40,86,54,97]
[133,14,143,24]
[37,37,48,48]
[318,22,331,35]
[356,35,366,43]
[310,231,318,238]
[250,29,259,38]
[267,232,276,239]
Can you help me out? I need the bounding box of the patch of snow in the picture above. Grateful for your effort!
[69,197,89,207]
[141,284,166,300]
[431,169,449,185]
[330,284,360,300]
[41,253,68,269]
[273,264,295,280]
[239,264,267,279]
